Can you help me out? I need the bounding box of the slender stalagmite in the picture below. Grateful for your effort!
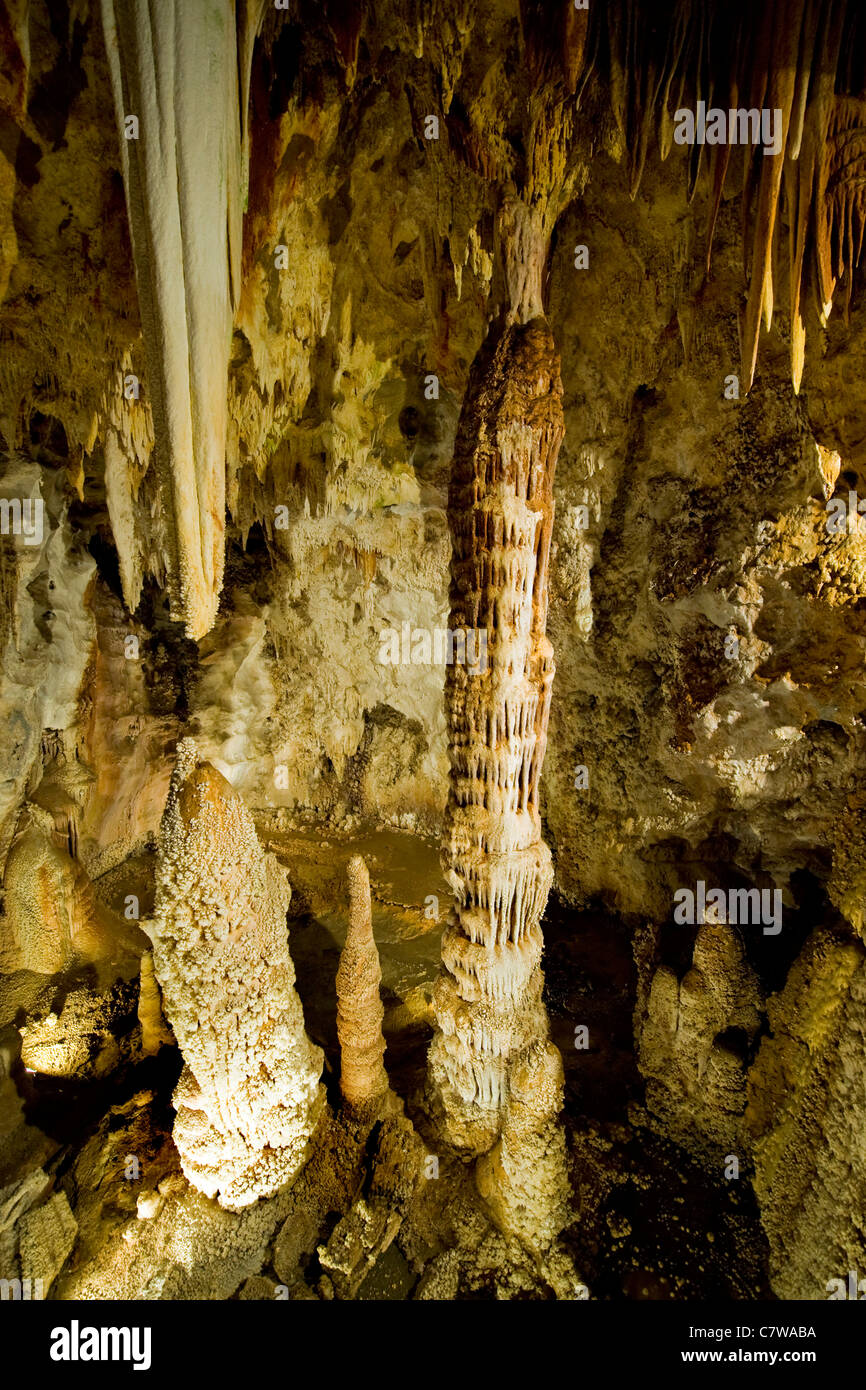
[336,855,389,1120]
[428,200,566,1175]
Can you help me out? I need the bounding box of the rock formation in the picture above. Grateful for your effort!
[746,927,866,1299]
[18,1190,77,1295]
[1,801,136,976]
[4,0,866,1309]
[635,923,762,1161]
[147,739,324,1209]
[137,951,174,1058]
[336,855,389,1119]
[427,312,563,1157]
[99,0,247,639]
[475,1040,570,1254]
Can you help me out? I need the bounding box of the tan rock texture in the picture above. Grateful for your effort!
[1,802,137,977]
[18,1190,77,1295]
[137,951,174,1058]
[3,0,866,1301]
[475,1040,570,1253]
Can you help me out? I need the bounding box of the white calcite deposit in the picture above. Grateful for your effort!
[147,739,324,1210]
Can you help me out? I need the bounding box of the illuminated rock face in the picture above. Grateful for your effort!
[428,316,564,1155]
[475,1040,569,1254]
[148,740,323,1210]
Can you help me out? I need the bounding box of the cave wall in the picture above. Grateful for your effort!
[2,0,865,930]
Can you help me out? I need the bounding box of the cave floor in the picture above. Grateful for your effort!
[260,828,773,1299]
[11,825,773,1299]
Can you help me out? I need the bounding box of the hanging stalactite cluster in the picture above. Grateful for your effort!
[594,0,866,392]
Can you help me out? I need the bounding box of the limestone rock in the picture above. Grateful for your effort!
[429,315,564,1155]
[317,1199,403,1301]
[239,1274,279,1300]
[18,1191,77,1295]
[475,1041,570,1252]
[137,951,174,1057]
[1,801,141,977]
[100,0,244,638]
[18,979,141,1079]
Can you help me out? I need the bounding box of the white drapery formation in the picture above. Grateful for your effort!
[100,0,248,639]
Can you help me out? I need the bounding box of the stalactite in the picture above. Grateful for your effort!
[100,0,244,639]
[738,0,802,392]
[595,0,866,392]
[817,95,866,323]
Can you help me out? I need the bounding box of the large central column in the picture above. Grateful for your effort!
[428,204,565,1157]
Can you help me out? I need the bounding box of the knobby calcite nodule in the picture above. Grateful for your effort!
[148,739,324,1210]
[428,314,564,1157]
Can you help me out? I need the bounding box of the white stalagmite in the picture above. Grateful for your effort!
[147,739,324,1210]
[100,0,245,639]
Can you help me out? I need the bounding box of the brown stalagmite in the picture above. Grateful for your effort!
[336,855,389,1118]
[428,311,564,1157]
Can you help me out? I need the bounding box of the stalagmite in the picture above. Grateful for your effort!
[336,855,389,1120]
[147,739,324,1210]
[137,952,174,1058]
[475,1041,569,1253]
[100,0,245,638]
[746,929,866,1298]
[428,268,565,1164]
[635,923,762,1160]
[1,803,135,976]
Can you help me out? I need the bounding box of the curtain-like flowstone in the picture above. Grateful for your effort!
[147,740,324,1210]
[428,312,564,1159]
[100,0,244,639]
